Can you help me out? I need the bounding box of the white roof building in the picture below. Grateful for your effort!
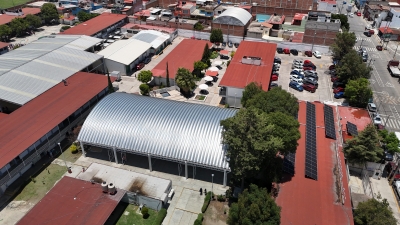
[213,7,252,26]
[97,39,152,65]
[131,30,170,50]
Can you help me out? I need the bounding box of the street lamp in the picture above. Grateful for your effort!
[57,143,69,170]
[211,174,214,197]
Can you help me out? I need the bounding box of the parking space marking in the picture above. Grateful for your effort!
[371,63,385,87]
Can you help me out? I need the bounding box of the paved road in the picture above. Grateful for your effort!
[348,7,400,131]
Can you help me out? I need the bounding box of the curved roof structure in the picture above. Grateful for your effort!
[77,93,237,171]
[213,8,252,26]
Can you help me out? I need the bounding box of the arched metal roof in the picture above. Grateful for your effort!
[213,8,252,26]
[77,93,237,171]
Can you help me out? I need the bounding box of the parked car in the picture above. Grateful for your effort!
[283,48,290,54]
[329,65,336,70]
[220,55,229,60]
[292,64,303,69]
[356,11,361,16]
[270,82,278,88]
[334,92,345,99]
[222,42,226,47]
[136,63,145,70]
[305,73,318,80]
[303,83,317,93]
[377,45,383,51]
[290,49,299,55]
[304,70,318,77]
[293,59,304,64]
[373,113,382,125]
[144,57,151,64]
[364,31,372,37]
[362,53,368,62]
[277,47,284,54]
[292,68,304,75]
[272,71,279,76]
[333,87,345,93]
[303,66,315,71]
[290,75,303,84]
[368,103,377,112]
[331,76,339,82]
[234,43,239,48]
[271,74,278,81]
[304,63,316,70]
[274,57,281,64]
[313,51,322,58]
[330,69,336,75]
[289,81,304,92]
[332,81,345,89]
[303,77,318,87]
[349,13,354,17]
[385,151,394,161]
[216,65,223,70]
[305,50,312,57]
[365,25,372,30]
[228,41,233,48]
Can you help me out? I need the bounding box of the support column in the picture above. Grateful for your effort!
[148,154,152,171]
[113,147,118,164]
[185,161,188,180]
[80,142,86,157]
[223,169,227,187]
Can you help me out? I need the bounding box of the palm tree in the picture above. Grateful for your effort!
[175,67,195,97]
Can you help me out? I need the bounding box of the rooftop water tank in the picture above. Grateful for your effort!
[108,183,116,195]
[101,181,108,193]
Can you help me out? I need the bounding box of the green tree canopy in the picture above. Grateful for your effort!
[201,43,211,62]
[220,107,284,181]
[354,198,397,225]
[227,184,281,225]
[241,82,263,107]
[41,3,59,24]
[25,14,42,28]
[344,124,383,164]
[210,28,223,43]
[175,67,195,95]
[337,50,372,84]
[344,78,372,108]
[330,31,356,60]
[139,83,150,96]
[137,70,153,83]
[193,60,208,77]
[193,22,204,31]
[331,14,349,30]
[10,18,29,36]
[379,130,400,154]
[77,11,99,22]
[0,25,12,41]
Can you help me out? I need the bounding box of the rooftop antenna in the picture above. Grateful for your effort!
[62,79,68,86]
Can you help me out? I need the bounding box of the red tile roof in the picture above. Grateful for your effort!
[17,176,126,225]
[0,112,7,122]
[123,23,176,34]
[205,70,218,76]
[61,13,127,36]
[379,27,393,34]
[293,13,307,21]
[337,106,371,141]
[151,39,212,79]
[0,8,41,26]
[219,41,276,91]
[276,101,354,225]
[0,41,9,49]
[0,72,112,169]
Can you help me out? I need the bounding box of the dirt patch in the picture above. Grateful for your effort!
[91,176,104,184]
[203,200,229,225]
[0,201,35,225]
[129,178,148,196]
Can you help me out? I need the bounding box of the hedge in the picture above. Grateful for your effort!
[201,192,212,213]
[154,208,167,225]
[193,213,203,225]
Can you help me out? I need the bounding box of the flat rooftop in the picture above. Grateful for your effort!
[75,163,172,200]
[16,176,125,225]
[337,106,371,141]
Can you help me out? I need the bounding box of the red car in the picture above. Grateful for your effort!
[329,65,336,70]
[305,51,312,57]
[357,12,361,16]
[283,48,290,54]
[304,60,312,64]
[303,66,315,71]
[376,45,383,51]
[271,75,278,81]
[331,76,339,82]
[303,84,317,93]
[333,87,345,93]
[136,63,145,70]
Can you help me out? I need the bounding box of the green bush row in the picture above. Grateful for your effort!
[193,213,203,225]
[201,191,212,213]
[154,208,167,225]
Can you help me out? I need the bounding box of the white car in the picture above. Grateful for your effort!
[290,75,303,84]
[313,51,322,58]
[274,63,280,68]
[292,64,303,69]
[365,25,372,30]
[293,59,304,64]
[373,114,382,125]
[349,13,354,17]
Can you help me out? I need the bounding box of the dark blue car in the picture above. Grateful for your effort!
[334,92,345,99]
[289,81,303,92]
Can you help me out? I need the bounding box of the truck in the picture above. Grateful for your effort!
[388,60,400,77]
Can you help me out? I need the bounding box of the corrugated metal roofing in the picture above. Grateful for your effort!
[131,30,170,49]
[0,35,103,105]
[78,93,237,170]
[97,39,152,65]
[213,7,252,26]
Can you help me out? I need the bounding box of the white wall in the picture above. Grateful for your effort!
[390,8,400,28]
[105,59,127,76]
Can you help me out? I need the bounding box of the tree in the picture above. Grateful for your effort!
[201,43,211,62]
[353,198,397,225]
[193,60,208,77]
[77,11,99,22]
[137,70,153,83]
[220,107,284,182]
[141,206,149,219]
[330,31,356,60]
[0,25,12,42]
[139,84,150,95]
[166,62,170,87]
[68,125,82,143]
[175,67,195,96]
[245,86,300,118]
[228,184,280,225]
[41,3,59,24]
[9,18,29,37]
[25,14,42,29]
[241,82,263,107]
[380,130,400,154]
[331,14,349,30]
[344,78,372,108]
[210,29,223,43]
[344,124,383,165]
[107,73,114,94]
[337,50,372,84]
[194,22,204,31]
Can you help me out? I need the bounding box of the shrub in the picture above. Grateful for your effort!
[138,70,153,83]
[227,60,231,66]
[201,191,212,213]
[61,25,71,30]
[141,206,149,219]
[154,208,167,225]
[197,213,203,221]
[139,84,150,95]
[230,51,236,58]
[217,194,226,202]
[210,51,219,59]
[194,219,202,225]
[69,144,78,154]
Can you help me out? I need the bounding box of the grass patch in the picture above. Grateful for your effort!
[116,204,159,225]
[195,95,206,100]
[14,164,66,203]
[58,146,82,163]
[0,0,32,9]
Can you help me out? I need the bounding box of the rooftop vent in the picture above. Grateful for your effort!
[242,56,261,65]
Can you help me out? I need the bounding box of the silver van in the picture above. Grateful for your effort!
[368,103,377,112]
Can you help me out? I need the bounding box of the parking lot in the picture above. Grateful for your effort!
[274,53,344,104]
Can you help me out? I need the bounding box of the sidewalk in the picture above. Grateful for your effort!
[370,178,400,225]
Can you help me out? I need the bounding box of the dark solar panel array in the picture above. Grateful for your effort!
[347,122,358,136]
[324,104,336,140]
[305,102,318,180]
[283,152,296,175]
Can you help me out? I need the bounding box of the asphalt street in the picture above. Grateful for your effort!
[348,6,400,131]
